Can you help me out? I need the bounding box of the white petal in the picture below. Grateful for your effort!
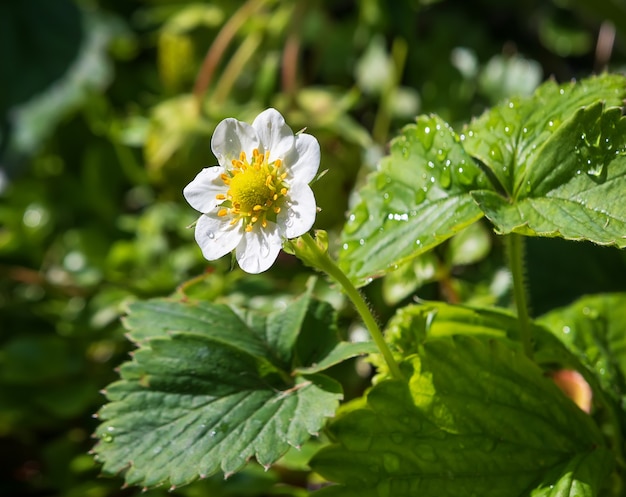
[235,223,282,273]
[286,133,320,184]
[278,182,317,239]
[183,167,227,213]
[211,118,260,166]
[252,108,295,163]
[194,213,243,261]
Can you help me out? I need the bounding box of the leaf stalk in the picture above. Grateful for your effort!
[297,233,404,381]
[506,233,534,359]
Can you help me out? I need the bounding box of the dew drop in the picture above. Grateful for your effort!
[391,433,404,444]
[383,453,401,473]
[439,165,451,188]
[376,174,391,191]
[414,188,426,204]
[480,438,497,452]
[586,162,604,177]
[342,433,373,452]
[489,145,503,162]
[414,444,437,462]
[207,231,215,239]
[344,208,369,234]
[582,306,599,319]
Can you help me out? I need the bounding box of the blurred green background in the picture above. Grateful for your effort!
[2,0,626,496]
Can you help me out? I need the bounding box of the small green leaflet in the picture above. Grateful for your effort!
[93,291,373,488]
[311,336,612,497]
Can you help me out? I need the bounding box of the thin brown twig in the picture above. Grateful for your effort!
[281,2,307,103]
[192,0,267,111]
[595,20,615,72]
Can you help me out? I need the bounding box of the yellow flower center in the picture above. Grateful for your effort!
[216,148,289,232]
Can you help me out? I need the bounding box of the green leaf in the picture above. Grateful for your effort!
[465,75,626,247]
[339,114,490,285]
[311,336,611,497]
[538,293,626,404]
[94,292,347,488]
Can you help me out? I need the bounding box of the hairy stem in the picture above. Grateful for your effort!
[506,233,534,359]
[300,233,404,381]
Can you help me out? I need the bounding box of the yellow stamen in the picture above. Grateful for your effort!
[214,147,289,232]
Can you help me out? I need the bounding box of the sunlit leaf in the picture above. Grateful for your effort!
[465,75,626,247]
[339,114,491,286]
[311,336,611,497]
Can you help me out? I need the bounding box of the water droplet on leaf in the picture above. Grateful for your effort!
[383,453,401,472]
[439,164,451,188]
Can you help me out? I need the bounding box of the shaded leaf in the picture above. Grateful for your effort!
[538,293,626,404]
[94,292,345,487]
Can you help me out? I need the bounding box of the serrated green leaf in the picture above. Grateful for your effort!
[311,336,611,497]
[463,74,626,196]
[465,75,626,247]
[95,293,347,488]
[384,301,566,363]
[538,293,626,404]
[339,114,490,285]
[123,299,275,361]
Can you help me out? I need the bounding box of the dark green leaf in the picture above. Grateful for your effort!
[311,336,611,497]
[94,292,346,487]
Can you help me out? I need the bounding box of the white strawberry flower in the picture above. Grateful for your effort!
[183,108,320,273]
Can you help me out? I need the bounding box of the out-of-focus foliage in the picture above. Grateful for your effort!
[1,0,626,495]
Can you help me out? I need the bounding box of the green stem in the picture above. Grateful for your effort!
[506,233,534,359]
[300,234,404,380]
